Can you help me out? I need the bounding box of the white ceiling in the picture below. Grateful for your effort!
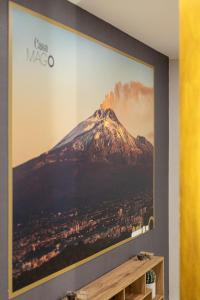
[69,0,179,59]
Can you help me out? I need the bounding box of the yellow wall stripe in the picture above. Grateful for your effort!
[181,0,200,299]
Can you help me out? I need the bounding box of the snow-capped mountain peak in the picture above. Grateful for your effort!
[93,108,119,122]
[53,108,119,150]
[50,108,153,165]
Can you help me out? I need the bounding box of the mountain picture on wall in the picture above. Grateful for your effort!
[11,4,154,295]
[13,106,153,291]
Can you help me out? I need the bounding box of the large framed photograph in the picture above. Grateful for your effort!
[9,2,154,297]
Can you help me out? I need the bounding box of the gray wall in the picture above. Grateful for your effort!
[0,0,169,299]
[169,60,179,300]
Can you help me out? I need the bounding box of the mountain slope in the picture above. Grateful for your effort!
[53,108,152,157]
[16,108,153,173]
[13,108,153,222]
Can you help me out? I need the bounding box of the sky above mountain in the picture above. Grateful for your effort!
[12,7,154,167]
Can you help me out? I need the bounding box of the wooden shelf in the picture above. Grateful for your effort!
[143,289,152,298]
[76,256,164,300]
[126,294,144,300]
[109,290,125,300]
[143,295,162,300]
[126,289,153,300]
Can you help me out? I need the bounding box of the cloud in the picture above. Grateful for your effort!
[100,81,154,143]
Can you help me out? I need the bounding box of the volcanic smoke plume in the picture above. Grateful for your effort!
[100,81,154,144]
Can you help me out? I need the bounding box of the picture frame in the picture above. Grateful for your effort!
[8,2,155,298]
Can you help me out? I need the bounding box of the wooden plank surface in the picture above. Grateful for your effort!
[76,256,163,300]
[127,295,144,300]
[144,289,152,298]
